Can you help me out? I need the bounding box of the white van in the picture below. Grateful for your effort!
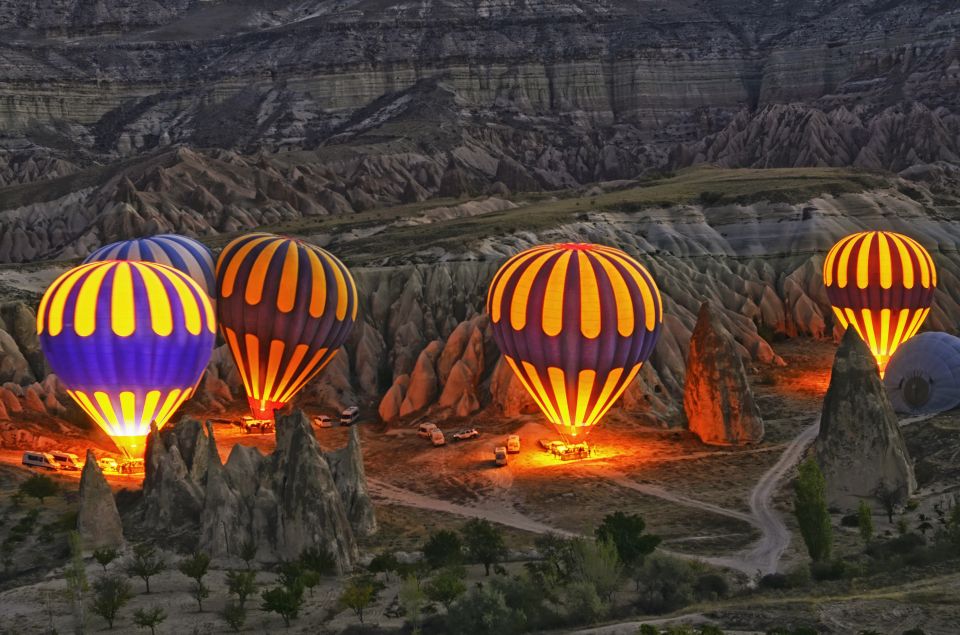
[50,451,82,471]
[507,434,521,454]
[494,447,508,467]
[417,423,438,438]
[431,429,446,446]
[22,451,59,471]
[314,414,334,428]
[340,406,360,425]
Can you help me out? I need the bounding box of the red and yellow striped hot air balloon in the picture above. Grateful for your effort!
[823,230,936,377]
[37,261,217,456]
[216,233,358,422]
[487,243,663,440]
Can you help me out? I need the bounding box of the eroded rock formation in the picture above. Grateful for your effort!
[77,449,124,550]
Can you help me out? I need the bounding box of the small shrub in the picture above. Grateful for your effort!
[132,606,166,635]
[423,529,463,569]
[89,575,133,629]
[93,547,120,573]
[178,551,211,611]
[226,569,257,608]
[261,583,304,627]
[125,543,166,594]
[19,474,58,504]
[221,601,246,632]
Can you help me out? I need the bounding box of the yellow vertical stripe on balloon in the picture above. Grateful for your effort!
[111,263,136,337]
[590,363,643,426]
[547,367,571,427]
[578,251,601,339]
[347,265,359,320]
[48,265,96,336]
[879,308,891,356]
[836,233,863,289]
[861,309,879,354]
[219,235,274,296]
[69,390,100,426]
[137,265,174,337]
[270,343,309,403]
[584,367,624,425]
[887,233,915,289]
[224,328,253,398]
[593,252,635,336]
[822,237,846,286]
[140,390,162,428]
[94,391,121,436]
[844,308,864,341]
[245,334,261,398]
[74,263,111,336]
[163,269,203,335]
[522,360,562,425]
[593,247,658,331]
[901,235,935,288]
[163,390,193,429]
[575,369,596,426]
[490,247,551,323]
[832,306,849,328]
[327,252,349,321]
[486,246,550,311]
[119,391,137,435]
[153,389,183,428]
[890,309,911,352]
[510,251,557,331]
[175,269,215,332]
[504,356,552,419]
[278,347,329,404]
[305,248,327,318]
[245,239,283,305]
[261,339,286,403]
[542,250,572,337]
[856,232,874,290]
[906,308,930,340]
[277,243,300,313]
[877,233,893,289]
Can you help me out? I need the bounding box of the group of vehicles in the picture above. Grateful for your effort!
[493,434,521,467]
[539,438,592,460]
[238,406,361,434]
[21,450,142,474]
[416,423,482,447]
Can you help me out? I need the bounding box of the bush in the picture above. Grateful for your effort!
[226,569,257,608]
[221,601,246,632]
[840,513,860,527]
[446,585,524,635]
[634,554,694,614]
[595,511,660,570]
[560,580,605,625]
[693,573,728,600]
[261,583,304,627]
[177,551,211,611]
[19,474,58,504]
[866,533,925,559]
[462,518,506,576]
[93,547,120,573]
[423,529,463,569]
[809,559,854,581]
[132,606,166,635]
[125,543,166,594]
[424,567,467,610]
[698,191,725,205]
[758,572,789,590]
[90,575,133,629]
[340,576,376,624]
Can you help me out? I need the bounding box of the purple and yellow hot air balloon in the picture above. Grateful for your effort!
[487,243,663,440]
[823,230,936,377]
[37,261,217,456]
[216,233,358,422]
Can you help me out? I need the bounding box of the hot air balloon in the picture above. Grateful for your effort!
[84,234,216,300]
[883,332,960,415]
[216,233,357,422]
[823,230,936,377]
[487,243,663,440]
[37,261,216,456]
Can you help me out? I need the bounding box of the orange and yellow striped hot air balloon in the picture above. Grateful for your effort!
[216,233,358,422]
[37,261,217,456]
[487,243,663,440]
[823,230,936,377]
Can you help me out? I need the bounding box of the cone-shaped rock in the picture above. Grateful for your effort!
[683,302,764,445]
[327,425,378,537]
[77,449,124,550]
[816,329,916,510]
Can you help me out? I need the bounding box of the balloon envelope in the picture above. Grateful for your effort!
[487,243,663,440]
[883,332,960,415]
[37,261,216,456]
[823,230,936,377]
[215,233,358,421]
[84,234,216,300]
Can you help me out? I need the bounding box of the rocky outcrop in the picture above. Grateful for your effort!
[815,330,916,510]
[140,411,373,569]
[683,302,764,446]
[77,449,124,550]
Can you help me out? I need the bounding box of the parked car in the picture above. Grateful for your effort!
[340,406,360,425]
[241,416,273,434]
[50,451,82,471]
[22,451,59,471]
[506,434,521,454]
[539,439,565,453]
[431,429,446,446]
[494,446,508,467]
[452,428,480,441]
[314,414,334,428]
[98,457,119,473]
[417,423,439,438]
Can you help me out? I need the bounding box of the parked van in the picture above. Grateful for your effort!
[22,451,59,471]
[506,434,521,454]
[340,406,360,425]
[431,429,446,446]
[494,447,508,467]
[314,414,334,428]
[50,451,82,471]
[417,423,438,438]
[98,457,119,473]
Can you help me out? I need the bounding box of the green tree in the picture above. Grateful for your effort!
[369,550,400,581]
[226,569,257,608]
[132,606,166,635]
[93,547,120,573]
[424,566,467,610]
[423,529,463,569]
[572,538,622,602]
[261,584,304,627]
[19,473,58,504]
[462,518,506,576]
[64,532,88,634]
[445,585,523,635]
[221,601,246,632]
[89,575,133,629]
[793,459,832,562]
[177,551,211,611]
[240,539,257,569]
[595,511,661,569]
[125,543,166,594]
[874,481,900,524]
[340,577,376,624]
[399,574,426,634]
[299,545,336,576]
[857,500,874,544]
